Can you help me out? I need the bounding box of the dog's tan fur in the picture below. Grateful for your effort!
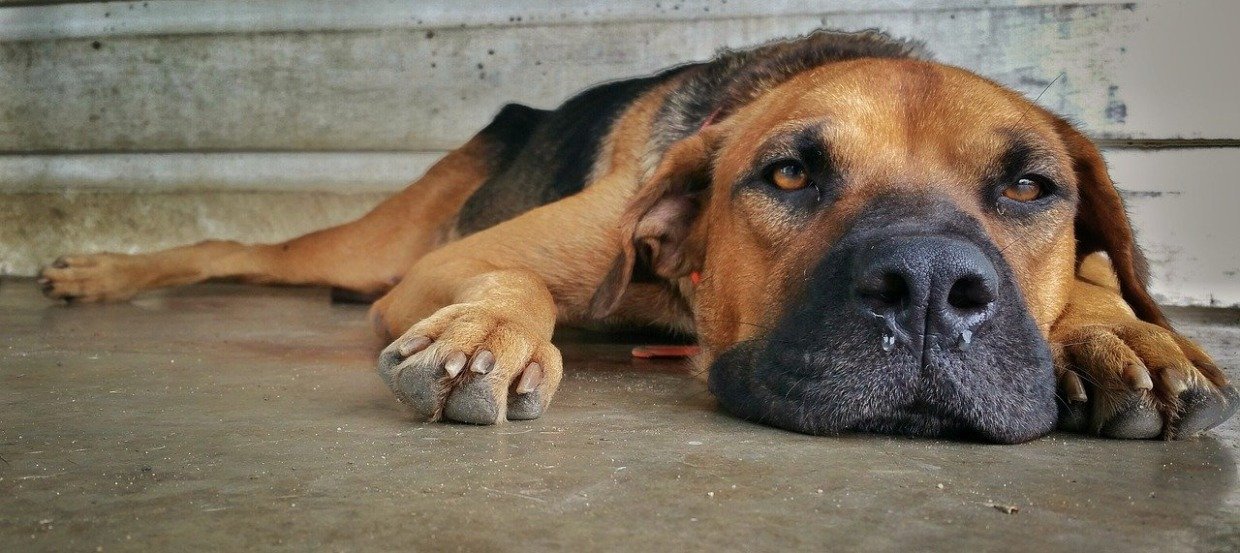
[41,52,1228,436]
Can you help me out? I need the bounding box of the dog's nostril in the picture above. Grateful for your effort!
[946,275,993,312]
[857,272,909,308]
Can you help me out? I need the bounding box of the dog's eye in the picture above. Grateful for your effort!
[766,160,810,190]
[1002,176,1048,202]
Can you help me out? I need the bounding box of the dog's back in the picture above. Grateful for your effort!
[453,71,685,236]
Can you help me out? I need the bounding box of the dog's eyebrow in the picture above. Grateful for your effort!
[993,131,1060,181]
[753,123,829,165]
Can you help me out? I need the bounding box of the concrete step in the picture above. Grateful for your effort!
[6,1,1239,152]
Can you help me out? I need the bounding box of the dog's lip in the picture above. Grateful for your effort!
[760,350,1045,438]
[847,408,964,439]
[850,403,1032,443]
[709,339,1056,443]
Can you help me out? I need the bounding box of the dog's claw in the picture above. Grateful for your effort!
[443,352,467,378]
[399,335,431,357]
[516,363,543,394]
[1122,362,1153,391]
[1160,371,1189,398]
[470,349,495,374]
[1059,370,1088,403]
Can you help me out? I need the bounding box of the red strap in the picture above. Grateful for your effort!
[700,109,722,131]
[631,345,702,359]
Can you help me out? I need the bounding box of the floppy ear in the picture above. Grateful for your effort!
[1055,119,1170,329]
[587,132,714,318]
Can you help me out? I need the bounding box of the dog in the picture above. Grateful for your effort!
[39,30,1237,443]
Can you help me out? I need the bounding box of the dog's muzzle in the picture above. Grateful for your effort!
[708,195,1058,443]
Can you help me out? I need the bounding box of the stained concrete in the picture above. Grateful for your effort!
[0,278,1237,551]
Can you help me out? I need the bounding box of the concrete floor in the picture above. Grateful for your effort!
[0,279,1237,552]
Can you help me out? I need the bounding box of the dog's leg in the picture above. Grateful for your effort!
[39,139,494,303]
[371,87,679,424]
[371,174,634,424]
[1051,254,1238,439]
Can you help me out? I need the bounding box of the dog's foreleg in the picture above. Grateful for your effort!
[368,168,641,424]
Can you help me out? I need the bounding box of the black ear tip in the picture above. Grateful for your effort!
[586,288,621,319]
[587,254,634,320]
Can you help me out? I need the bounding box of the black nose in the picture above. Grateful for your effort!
[854,236,998,349]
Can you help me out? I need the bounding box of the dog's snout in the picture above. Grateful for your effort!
[854,236,999,344]
[713,200,1058,443]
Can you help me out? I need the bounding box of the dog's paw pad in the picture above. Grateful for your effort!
[443,380,502,425]
[1173,385,1239,437]
[1098,395,1162,439]
[506,390,544,421]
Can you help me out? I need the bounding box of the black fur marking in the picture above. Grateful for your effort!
[991,131,1066,185]
[453,103,546,235]
[455,73,685,236]
[477,103,549,171]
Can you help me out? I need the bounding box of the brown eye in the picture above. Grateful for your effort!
[1003,176,1046,202]
[769,161,810,190]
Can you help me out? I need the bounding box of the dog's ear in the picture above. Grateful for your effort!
[1056,119,1170,329]
[588,132,715,318]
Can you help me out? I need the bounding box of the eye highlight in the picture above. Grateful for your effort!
[765,160,811,190]
[1002,175,1051,203]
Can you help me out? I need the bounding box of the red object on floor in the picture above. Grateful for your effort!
[631,345,701,359]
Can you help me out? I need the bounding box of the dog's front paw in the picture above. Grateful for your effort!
[376,302,563,424]
[1053,321,1237,439]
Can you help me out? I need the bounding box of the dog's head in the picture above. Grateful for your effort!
[592,55,1167,444]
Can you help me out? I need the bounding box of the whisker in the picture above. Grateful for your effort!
[1013,71,1066,130]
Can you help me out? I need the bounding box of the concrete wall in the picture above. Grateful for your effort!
[2,0,1238,306]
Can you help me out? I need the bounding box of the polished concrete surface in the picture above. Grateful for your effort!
[1,279,1237,551]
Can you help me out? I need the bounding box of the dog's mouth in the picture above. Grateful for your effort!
[706,197,1058,444]
[709,334,1056,444]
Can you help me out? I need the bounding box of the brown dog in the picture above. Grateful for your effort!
[40,30,1236,442]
